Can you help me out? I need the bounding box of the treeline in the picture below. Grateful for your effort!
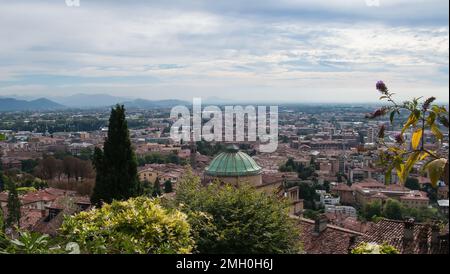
[34,155,94,182]
[279,158,318,180]
[362,199,444,223]
[137,152,188,166]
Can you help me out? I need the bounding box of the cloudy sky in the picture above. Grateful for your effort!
[0,0,448,102]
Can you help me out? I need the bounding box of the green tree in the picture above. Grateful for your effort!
[152,177,162,197]
[0,172,4,192]
[405,177,420,190]
[6,178,21,228]
[383,199,403,220]
[91,105,139,205]
[363,200,382,221]
[175,171,301,254]
[0,207,4,233]
[59,197,193,254]
[164,180,173,193]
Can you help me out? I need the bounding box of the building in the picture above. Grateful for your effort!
[204,145,263,186]
[331,183,355,205]
[204,145,303,215]
[325,205,357,217]
[437,200,449,215]
[317,190,340,206]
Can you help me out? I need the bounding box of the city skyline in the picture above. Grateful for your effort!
[0,0,448,103]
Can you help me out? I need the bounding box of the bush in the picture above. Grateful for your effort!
[59,197,194,254]
[175,171,301,254]
[351,242,399,254]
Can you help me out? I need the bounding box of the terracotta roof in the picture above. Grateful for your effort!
[297,217,363,254]
[332,183,352,192]
[352,179,385,190]
[354,219,449,254]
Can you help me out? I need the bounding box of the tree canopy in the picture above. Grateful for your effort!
[91,105,139,204]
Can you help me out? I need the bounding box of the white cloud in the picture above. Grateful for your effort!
[0,0,448,102]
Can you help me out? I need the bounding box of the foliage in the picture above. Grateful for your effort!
[368,81,448,187]
[351,242,399,254]
[152,177,162,197]
[0,172,4,192]
[279,158,317,180]
[195,140,226,156]
[0,231,73,254]
[405,177,420,190]
[362,200,382,221]
[59,197,194,254]
[91,105,139,205]
[382,199,403,220]
[16,187,37,195]
[175,171,301,254]
[137,152,187,166]
[20,159,38,174]
[164,180,173,193]
[6,177,21,228]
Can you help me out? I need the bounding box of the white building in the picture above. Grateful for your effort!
[317,190,340,206]
[325,205,357,217]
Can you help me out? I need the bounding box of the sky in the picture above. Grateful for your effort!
[0,0,448,103]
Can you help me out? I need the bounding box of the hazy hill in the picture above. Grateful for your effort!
[0,97,64,112]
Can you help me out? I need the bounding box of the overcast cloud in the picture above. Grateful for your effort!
[0,0,448,102]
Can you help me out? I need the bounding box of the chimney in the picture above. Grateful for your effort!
[403,218,415,242]
[418,225,430,254]
[402,218,416,254]
[314,214,328,235]
[431,223,440,248]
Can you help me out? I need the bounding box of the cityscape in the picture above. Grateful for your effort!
[0,0,448,266]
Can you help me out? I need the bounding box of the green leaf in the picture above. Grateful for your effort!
[411,129,423,150]
[390,111,395,125]
[425,158,447,187]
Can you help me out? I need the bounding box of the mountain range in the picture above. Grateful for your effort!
[0,94,190,112]
[0,97,64,111]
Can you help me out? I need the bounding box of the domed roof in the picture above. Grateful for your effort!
[205,145,262,177]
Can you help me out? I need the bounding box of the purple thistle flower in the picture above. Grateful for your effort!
[422,97,436,111]
[394,133,404,144]
[376,80,388,94]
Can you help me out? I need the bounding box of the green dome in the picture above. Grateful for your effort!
[205,147,262,177]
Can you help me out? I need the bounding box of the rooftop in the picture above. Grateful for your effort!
[205,145,262,177]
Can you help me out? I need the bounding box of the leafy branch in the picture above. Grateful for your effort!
[367,81,449,186]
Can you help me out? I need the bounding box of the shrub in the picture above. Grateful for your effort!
[59,197,194,254]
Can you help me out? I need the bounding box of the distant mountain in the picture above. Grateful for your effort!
[123,99,189,109]
[51,93,132,108]
[0,98,64,112]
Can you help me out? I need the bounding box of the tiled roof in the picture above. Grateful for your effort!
[297,217,363,254]
[354,219,449,254]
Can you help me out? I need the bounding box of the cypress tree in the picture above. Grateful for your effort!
[0,172,4,192]
[164,180,173,193]
[152,177,162,197]
[91,105,139,205]
[6,178,21,228]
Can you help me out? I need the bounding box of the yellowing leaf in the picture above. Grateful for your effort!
[419,152,430,161]
[411,129,423,150]
[399,152,420,184]
[401,111,420,134]
[431,124,443,140]
[426,158,447,187]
